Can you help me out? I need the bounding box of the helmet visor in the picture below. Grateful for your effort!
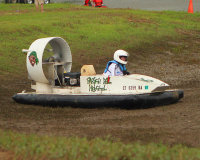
[119,56,128,62]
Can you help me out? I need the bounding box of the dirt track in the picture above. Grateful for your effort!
[1,35,200,147]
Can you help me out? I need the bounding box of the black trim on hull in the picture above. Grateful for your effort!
[12,90,184,108]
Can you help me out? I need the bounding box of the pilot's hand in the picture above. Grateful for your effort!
[123,71,130,75]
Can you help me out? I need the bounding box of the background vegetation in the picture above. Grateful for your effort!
[1,129,200,160]
[1,3,200,76]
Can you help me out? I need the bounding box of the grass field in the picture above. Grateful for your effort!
[1,3,200,75]
[1,129,200,160]
[1,3,200,160]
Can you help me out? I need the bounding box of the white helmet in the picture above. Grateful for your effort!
[114,49,129,64]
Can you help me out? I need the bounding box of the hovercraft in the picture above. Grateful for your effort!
[12,37,183,108]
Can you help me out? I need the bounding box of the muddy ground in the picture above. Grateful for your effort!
[1,34,200,148]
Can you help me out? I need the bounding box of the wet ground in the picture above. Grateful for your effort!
[104,0,200,12]
[72,0,200,12]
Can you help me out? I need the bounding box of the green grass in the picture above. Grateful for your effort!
[0,3,200,74]
[0,129,200,160]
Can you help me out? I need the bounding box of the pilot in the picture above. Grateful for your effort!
[103,49,130,76]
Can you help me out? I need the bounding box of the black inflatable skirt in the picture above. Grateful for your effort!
[12,90,184,109]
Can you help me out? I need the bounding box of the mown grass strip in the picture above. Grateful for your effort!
[0,4,200,75]
[0,129,200,160]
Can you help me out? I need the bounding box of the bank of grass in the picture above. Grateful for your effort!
[0,3,200,74]
[0,129,200,160]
